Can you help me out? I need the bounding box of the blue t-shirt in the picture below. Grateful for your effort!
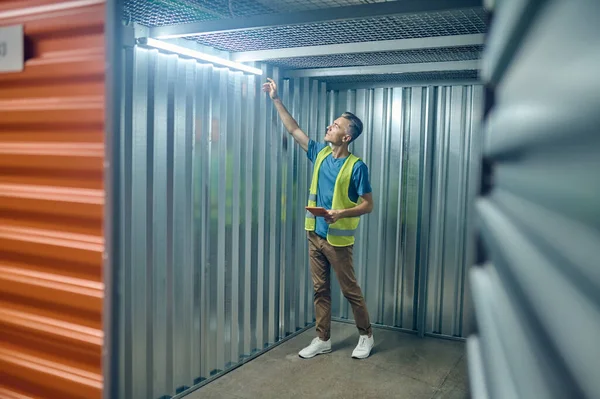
[307,140,372,239]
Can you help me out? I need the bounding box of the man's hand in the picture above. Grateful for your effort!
[262,78,279,100]
[262,77,309,152]
[325,194,374,224]
[325,210,343,224]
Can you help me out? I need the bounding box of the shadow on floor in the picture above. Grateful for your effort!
[331,333,357,352]
[186,322,470,399]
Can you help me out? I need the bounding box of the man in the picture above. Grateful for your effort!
[262,78,375,359]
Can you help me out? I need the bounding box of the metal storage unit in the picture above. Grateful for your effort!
[0,1,109,398]
[469,0,600,398]
[111,1,489,398]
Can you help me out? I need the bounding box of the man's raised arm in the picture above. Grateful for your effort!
[262,78,309,152]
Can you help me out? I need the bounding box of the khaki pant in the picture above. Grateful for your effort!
[307,231,372,340]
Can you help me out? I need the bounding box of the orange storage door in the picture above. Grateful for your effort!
[0,1,105,398]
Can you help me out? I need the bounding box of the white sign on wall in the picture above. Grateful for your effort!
[0,25,24,73]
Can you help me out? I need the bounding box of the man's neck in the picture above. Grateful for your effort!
[330,144,350,159]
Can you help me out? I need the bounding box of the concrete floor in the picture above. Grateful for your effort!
[187,321,469,399]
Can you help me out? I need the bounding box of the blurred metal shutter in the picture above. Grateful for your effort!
[468,0,600,398]
[0,1,105,398]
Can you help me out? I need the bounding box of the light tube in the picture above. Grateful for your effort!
[138,37,263,76]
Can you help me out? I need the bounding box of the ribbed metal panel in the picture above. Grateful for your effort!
[471,0,600,398]
[327,87,425,330]
[0,1,105,398]
[327,85,481,337]
[426,85,482,338]
[119,47,325,399]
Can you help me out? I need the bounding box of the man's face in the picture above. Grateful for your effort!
[324,116,352,145]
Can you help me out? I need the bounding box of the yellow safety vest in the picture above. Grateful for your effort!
[305,146,361,247]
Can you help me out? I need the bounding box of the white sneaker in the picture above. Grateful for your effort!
[352,334,374,359]
[298,337,332,359]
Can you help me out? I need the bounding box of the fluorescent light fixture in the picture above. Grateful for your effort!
[138,37,263,76]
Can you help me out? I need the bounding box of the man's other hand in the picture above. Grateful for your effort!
[262,78,279,100]
[325,210,343,224]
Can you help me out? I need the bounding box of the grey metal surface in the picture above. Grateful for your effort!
[104,1,123,399]
[150,1,482,38]
[480,0,546,85]
[469,266,518,399]
[477,203,589,399]
[426,85,483,338]
[231,34,485,62]
[326,84,480,337]
[118,47,320,399]
[188,9,487,51]
[466,335,489,399]
[472,0,600,398]
[265,45,483,70]
[285,60,479,78]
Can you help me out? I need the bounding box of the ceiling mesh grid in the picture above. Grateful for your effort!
[123,0,218,26]
[124,0,403,25]
[123,1,487,84]
[242,0,395,14]
[265,45,483,69]
[124,1,486,52]
[191,9,487,51]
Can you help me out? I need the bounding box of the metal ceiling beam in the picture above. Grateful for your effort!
[284,60,480,78]
[150,0,482,39]
[231,34,485,62]
[327,79,480,90]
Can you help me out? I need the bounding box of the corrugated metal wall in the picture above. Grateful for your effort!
[327,85,482,338]
[0,1,105,398]
[119,46,326,399]
[426,85,482,338]
[327,87,431,331]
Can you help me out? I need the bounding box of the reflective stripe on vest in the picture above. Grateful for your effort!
[328,228,356,237]
[305,146,361,247]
